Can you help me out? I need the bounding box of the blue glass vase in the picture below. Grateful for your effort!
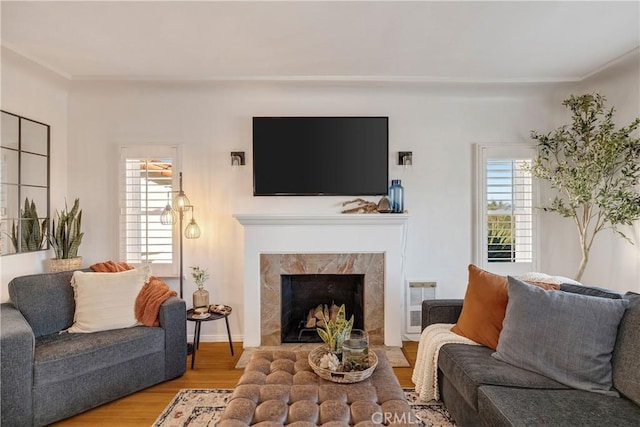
[389,179,404,213]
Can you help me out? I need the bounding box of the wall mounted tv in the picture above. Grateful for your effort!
[253,116,389,196]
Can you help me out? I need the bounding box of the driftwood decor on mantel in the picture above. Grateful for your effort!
[341,197,391,214]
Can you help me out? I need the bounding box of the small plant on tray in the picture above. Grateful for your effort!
[316,304,354,355]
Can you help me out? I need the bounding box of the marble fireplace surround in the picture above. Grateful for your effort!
[261,253,385,346]
[234,214,409,347]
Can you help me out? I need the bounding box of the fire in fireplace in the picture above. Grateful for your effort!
[280,274,364,343]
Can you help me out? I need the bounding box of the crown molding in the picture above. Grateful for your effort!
[3,41,635,85]
[581,47,640,81]
[1,42,71,80]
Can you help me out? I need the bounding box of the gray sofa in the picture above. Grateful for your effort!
[422,291,640,426]
[0,270,187,426]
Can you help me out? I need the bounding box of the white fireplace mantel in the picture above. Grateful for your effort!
[234,213,409,347]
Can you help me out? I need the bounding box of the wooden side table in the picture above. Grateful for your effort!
[186,306,234,369]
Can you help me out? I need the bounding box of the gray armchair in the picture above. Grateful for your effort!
[1,270,187,426]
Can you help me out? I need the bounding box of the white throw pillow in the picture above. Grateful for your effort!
[516,271,582,286]
[68,268,148,333]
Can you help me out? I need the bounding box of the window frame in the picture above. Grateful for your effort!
[119,145,181,277]
[474,143,539,275]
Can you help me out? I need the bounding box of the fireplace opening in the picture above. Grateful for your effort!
[281,274,364,343]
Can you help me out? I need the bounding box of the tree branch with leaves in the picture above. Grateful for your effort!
[529,93,640,281]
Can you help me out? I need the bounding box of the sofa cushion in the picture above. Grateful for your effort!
[493,276,628,397]
[33,326,164,386]
[438,344,569,411]
[8,271,76,337]
[478,386,640,427]
[68,269,148,333]
[612,292,640,406]
[34,350,166,427]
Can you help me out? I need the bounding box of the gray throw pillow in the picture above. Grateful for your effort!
[493,276,628,396]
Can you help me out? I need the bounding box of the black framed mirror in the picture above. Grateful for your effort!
[1,110,50,255]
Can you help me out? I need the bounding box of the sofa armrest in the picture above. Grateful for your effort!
[421,299,463,331]
[158,296,187,379]
[1,303,35,426]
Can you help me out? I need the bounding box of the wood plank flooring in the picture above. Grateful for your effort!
[52,341,419,426]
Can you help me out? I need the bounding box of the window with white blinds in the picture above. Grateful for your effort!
[475,144,538,274]
[119,146,179,277]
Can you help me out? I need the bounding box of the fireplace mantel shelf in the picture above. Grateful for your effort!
[234,213,409,226]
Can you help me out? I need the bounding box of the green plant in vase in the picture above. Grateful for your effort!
[190,265,210,311]
[317,304,354,356]
[48,198,84,272]
[49,198,83,259]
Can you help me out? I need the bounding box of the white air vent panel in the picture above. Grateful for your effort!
[405,281,436,334]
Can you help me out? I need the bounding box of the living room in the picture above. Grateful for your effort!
[1,1,639,426]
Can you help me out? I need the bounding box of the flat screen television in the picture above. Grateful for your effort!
[253,116,389,196]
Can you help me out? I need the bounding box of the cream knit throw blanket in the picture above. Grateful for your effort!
[412,323,481,402]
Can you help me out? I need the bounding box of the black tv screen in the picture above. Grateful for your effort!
[253,117,389,196]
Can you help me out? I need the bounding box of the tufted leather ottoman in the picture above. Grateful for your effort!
[219,349,416,426]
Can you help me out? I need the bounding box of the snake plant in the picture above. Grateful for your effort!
[49,198,84,259]
[7,198,47,252]
[317,304,354,354]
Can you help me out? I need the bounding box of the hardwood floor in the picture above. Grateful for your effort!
[53,341,419,426]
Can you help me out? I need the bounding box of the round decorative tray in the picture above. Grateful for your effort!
[209,304,232,315]
[308,346,378,384]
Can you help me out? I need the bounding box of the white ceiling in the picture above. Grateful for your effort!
[2,1,639,83]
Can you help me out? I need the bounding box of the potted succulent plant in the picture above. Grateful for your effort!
[317,304,354,356]
[48,198,84,272]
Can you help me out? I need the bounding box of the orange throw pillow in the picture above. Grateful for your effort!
[451,265,508,350]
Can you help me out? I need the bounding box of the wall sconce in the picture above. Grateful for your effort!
[231,151,245,166]
[398,151,413,166]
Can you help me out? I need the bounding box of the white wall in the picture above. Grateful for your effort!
[66,80,561,341]
[540,52,640,292]
[0,48,69,300]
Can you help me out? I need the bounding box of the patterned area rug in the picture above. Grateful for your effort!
[153,388,455,426]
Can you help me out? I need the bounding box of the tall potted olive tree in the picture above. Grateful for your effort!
[529,93,640,281]
[48,198,84,272]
